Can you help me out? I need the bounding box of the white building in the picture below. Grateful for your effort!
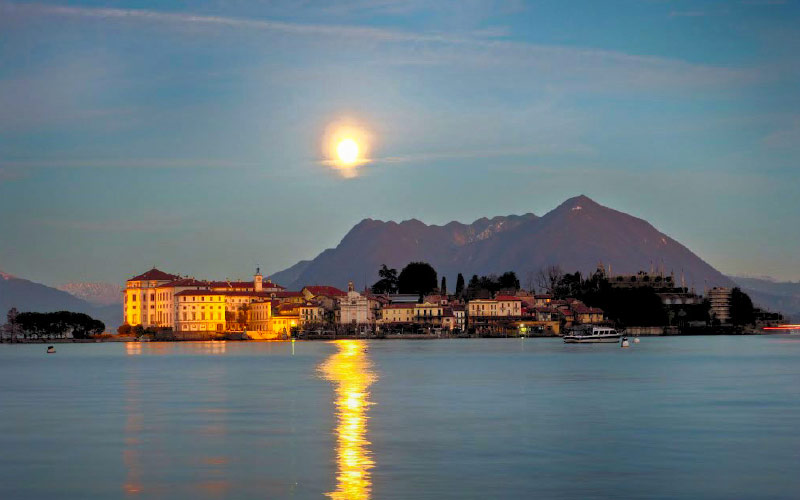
[338,281,371,326]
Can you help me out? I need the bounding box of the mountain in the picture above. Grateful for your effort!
[730,276,800,321]
[270,213,538,289]
[0,271,121,330]
[271,195,734,292]
[57,282,122,306]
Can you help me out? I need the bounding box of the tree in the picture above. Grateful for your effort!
[397,262,438,296]
[117,323,132,336]
[730,287,755,325]
[455,273,465,297]
[498,271,520,291]
[371,264,399,294]
[535,265,564,294]
[237,304,250,326]
[441,276,447,295]
[13,311,105,339]
[133,324,145,337]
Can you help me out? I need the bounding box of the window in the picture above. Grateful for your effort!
[192,312,196,320]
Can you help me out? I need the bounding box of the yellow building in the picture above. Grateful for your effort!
[123,268,179,327]
[248,300,273,333]
[174,290,227,332]
[380,303,416,324]
[495,295,523,316]
[414,302,444,326]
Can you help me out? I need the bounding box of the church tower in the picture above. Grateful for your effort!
[254,267,263,292]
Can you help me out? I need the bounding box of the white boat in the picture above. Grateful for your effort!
[563,326,621,343]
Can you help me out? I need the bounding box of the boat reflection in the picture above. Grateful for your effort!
[319,340,377,500]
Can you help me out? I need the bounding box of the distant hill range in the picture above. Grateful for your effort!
[271,195,734,293]
[0,271,121,330]
[729,276,800,321]
[57,282,122,306]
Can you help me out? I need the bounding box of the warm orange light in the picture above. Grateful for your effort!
[319,340,376,500]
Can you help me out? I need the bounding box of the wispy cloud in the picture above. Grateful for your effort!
[0,158,259,169]
[1,1,756,89]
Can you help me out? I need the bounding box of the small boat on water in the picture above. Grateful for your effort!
[563,326,622,343]
[46,346,56,354]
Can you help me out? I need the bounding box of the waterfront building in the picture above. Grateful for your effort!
[123,268,179,327]
[248,299,273,333]
[708,287,732,324]
[495,295,523,316]
[299,301,325,326]
[154,278,209,328]
[338,281,371,326]
[123,268,282,331]
[468,299,499,318]
[414,302,444,327]
[380,303,416,324]
[174,290,227,332]
[571,303,604,324]
[452,305,466,331]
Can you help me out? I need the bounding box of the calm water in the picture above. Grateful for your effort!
[1,337,800,499]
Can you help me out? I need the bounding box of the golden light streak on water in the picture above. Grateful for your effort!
[319,340,377,500]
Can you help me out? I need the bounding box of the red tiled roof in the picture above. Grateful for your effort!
[262,280,285,290]
[495,295,522,301]
[303,285,346,297]
[272,291,303,298]
[534,294,552,299]
[129,268,179,282]
[176,290,273,298]
[383,303,416,309]
[174,290,225,296]
[209,281,254,289]
[157,278,209,288]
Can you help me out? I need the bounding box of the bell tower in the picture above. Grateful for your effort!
[254,267,263,292]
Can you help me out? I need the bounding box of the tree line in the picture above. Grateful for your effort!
[370,262,521,299]
[3,308,105,340]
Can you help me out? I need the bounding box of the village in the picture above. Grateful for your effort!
[117,265,776,340]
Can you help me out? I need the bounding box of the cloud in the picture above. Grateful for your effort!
[0,158,259,169]
[1,1,757,91]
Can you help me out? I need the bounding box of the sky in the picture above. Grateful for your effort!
[1,0,799,286]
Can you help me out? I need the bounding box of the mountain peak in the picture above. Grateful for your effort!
[270,195,732,291]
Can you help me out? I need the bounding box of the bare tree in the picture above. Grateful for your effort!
[535,265,563,294]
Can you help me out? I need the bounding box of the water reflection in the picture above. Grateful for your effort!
[319,340,377,500]
[125,341,227,356]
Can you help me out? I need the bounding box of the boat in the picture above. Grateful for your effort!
[46,346,56,354]
[563,326,622,343]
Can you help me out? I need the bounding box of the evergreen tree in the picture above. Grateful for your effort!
[455,273,465,297]
[441,276,447,295]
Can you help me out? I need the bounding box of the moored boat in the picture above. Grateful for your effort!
[563,326,621,343]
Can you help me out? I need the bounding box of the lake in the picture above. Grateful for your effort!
[1,337,799,499]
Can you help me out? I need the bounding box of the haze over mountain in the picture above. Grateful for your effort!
[1,271,120,330]
[271,195,733,292]
[57,282,122,306]
[729,276,800,321]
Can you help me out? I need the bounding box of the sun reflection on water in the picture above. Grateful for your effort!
[319,340,377,500]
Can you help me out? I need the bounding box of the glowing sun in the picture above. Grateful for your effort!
[336,138,359,165]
